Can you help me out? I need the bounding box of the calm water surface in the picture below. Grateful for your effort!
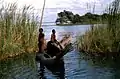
[0,25,120,79]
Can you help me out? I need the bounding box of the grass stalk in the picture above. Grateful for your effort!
[77,0,120,58]
[0,3,38,60]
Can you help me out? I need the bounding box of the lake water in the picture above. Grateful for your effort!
[0,25,120,79]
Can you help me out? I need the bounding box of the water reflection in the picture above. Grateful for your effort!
[0,54,38,79]
[38,60,65,79]
[1,50,120,79]
[1,25,120,79]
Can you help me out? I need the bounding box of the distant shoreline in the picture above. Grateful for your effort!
[56,23,100,26]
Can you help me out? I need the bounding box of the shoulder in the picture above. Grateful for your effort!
[39,33,45,37]
[51,34,56,36]
[48,41,52,43]
[47,41,52,45]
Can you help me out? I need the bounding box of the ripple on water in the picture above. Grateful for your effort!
[1,25,120,79]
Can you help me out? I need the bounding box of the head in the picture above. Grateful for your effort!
[39,28,43,33]
[52,29,56,34]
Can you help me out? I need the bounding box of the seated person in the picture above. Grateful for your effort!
[36,31,56,65]
[38,28,44,53]
[47,29,72,57]
[51,29,56,41]
[47,29,63,57]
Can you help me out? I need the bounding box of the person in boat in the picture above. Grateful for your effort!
[36,28,72,63]
[36,29,72,79]
[36,28,71,63]
[47,29,63,57]
[36,28,57,78]
[36,30,56,65]
[51,29,57,42]
[38,28,44,53]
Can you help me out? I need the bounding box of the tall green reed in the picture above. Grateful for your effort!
[77,0,120,55]
[0,3,38,59]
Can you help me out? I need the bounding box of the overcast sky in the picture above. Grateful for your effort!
[2,0,114,22]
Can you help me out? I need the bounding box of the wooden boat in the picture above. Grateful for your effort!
[36,36,73,79]
[35,36,73,65]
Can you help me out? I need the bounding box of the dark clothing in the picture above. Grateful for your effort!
[47,41,61,57]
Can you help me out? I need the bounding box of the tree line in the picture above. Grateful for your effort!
[56,10,109,25]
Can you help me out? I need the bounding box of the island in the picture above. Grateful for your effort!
[55,10,109,25]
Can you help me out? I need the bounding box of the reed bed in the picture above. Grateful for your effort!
[77,0,120,58]
[0,3,38,60]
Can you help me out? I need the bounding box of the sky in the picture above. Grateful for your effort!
[1,0,114,22]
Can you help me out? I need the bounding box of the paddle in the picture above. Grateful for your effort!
[55,43,73,60]
[39,0,46,28]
